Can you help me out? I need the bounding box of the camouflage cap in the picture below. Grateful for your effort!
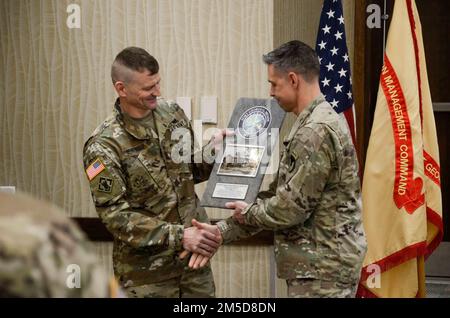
[0,192,111,297]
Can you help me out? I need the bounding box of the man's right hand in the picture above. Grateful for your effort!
[182,219,222,257]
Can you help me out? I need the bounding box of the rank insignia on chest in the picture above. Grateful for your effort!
[98,177,113,193]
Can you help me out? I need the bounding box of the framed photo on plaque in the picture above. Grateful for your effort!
[217,144,265,178]
[200,98,285,209]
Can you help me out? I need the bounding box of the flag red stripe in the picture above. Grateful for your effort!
[406,0,443,261]
[356,283,379,298]
[357,270,424,298]
[406,0,424,129]
[359,241,427,282]
[423,150,441,187]
[358,209,443,289]
[381,56,424,214]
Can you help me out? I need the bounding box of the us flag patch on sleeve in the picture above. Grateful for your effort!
[86,158,105,181]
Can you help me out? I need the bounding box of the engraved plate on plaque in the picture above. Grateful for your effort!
[212,183,249,200]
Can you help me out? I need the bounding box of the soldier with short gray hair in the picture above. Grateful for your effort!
[190,40,367,298]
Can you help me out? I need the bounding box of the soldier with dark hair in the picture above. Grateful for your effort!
[83,47,226,298]
[190,41,367,298]
[0,192,116,298]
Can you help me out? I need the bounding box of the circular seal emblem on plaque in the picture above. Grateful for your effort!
[238,106,271,139]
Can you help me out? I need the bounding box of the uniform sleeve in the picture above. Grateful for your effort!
[83,139,184,250]
[216,217,262,244]
[242,127,333,230]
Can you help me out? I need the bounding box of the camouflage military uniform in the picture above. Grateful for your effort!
[0,192,111,297]
[218,95,367,298]
[83,98,216,297]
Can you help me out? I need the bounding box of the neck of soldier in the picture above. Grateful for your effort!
[119,98,152,119]
[293,81,322,116]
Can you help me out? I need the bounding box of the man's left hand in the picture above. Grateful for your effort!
[225,201,249,224]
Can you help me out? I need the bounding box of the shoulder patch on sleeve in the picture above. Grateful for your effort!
[98,177,113,193]
[85,158,105,181]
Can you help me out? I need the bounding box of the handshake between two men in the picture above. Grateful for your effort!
[180,201,249,269]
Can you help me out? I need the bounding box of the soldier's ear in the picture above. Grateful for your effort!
[114,81,127,98]
[287,72,299,89]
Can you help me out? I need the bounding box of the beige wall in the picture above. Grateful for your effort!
[0,0,355,297]
[0,0,273,218]
[274,0,355,58]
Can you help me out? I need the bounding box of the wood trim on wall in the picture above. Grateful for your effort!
[354,0,394,175]
[433,103,450,112]
[353,0,369,172]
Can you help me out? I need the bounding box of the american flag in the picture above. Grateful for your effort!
[316,0,356,146]
[86,159,105,181]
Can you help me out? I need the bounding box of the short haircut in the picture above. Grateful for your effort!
[111,47,159,84]
[262,40,320,83]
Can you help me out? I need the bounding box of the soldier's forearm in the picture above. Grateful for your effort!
[216,217,261,244]
[97,206,184,250]
[244,196,308,230]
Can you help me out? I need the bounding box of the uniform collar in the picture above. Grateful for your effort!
[114,99,158,140]
[283,94,326,145]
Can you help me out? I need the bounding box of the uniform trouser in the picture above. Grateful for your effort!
[286,278,358,298]
[123,265,215,298]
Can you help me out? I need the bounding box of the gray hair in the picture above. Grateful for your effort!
[263,40,320,83]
